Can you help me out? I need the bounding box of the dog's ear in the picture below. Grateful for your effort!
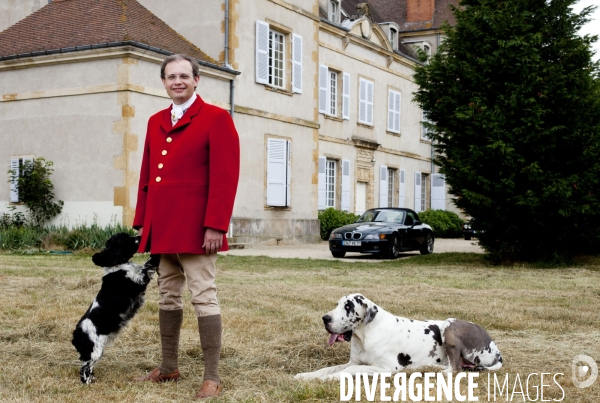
[363,304,379,326]
[92,250,113,267]
[92,233,137,267]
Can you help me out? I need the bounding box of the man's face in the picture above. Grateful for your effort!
[161,59,200,105]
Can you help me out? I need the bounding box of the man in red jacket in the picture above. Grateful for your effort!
[132,54,239,400]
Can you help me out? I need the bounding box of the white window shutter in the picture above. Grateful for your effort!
[292,34,302,94]
[342,72,350,120]
[399,169,406,207]
[366,81,374,125]
[359,79,366,123]
[266,138,288,206]
[9,158,19,202]
[394,92,401,132]
[341,159,351,211]
[286,141,292,205]
[387,90,395,131]
[414,172,422,212]
[379,165,388,207]
[256,20,269,85]
[318,156,327,209]
[431,173,446,210]
[319,65,329,114]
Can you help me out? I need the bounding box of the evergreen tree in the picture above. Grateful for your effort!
[413,0,600,261]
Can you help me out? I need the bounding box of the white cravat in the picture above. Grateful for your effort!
[171,95,197,126]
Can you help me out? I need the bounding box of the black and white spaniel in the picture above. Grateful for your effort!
[71,233,160,384]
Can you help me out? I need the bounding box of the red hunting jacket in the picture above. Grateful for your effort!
[133,95,240,254]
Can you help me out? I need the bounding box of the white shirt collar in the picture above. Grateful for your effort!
[171,94,197,125]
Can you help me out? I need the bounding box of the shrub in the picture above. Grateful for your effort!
[318,208,360,240]
[8,158,63,227]
[418,210,464,238]
[0,226,45,250]
[0,223,137,251]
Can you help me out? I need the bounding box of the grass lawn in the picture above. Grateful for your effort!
[0,252,599,402]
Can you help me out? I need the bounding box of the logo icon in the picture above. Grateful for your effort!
[572,355,598,389]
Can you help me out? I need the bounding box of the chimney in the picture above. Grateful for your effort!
[406,0,435,22]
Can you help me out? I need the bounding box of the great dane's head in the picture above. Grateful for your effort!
[322,293,379,346]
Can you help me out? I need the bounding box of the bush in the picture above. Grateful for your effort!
[318,208,360,240]
[8,158,63,227]
[0,223,137,251]
[418,210,464,238]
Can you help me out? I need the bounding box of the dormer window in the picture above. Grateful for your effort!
[390,27,398,51]
[329,0,340,25]
[423,44,431,57]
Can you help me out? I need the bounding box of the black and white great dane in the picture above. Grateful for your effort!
[295,294,503,381]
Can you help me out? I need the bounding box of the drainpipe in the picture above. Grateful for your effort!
[225,0,235,117]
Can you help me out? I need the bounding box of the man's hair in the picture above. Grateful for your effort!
[160,54,200,79]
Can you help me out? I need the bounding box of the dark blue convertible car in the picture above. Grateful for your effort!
[328,208,434,259]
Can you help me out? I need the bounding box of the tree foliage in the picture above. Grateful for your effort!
[8,158,64,228]
[413,0,600,261]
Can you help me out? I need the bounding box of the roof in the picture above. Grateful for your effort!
[342,0,457,33]
[375,0,458,32]
[338,0,418,58]
[0,0,218,65]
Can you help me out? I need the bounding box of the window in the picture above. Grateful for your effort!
[423,44,431,57]
[9,156,34,203]
[266,138,291,207]
[255,21,302,93]
[414,171,422,212]
[421,173,429,212]
[269,30,284,88]
[387,89,401,133]
[359,78,374,125]
[405,211,418,226]
[319,66,349,119]
[329,71,338,116]
[325,159,336,208]
[318,157,351,210]
[390,28,398,50]
[387,168,397,207]
[329,0,340,24]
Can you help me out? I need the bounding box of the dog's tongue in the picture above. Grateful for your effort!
[327,333,345,346]
[328,333,338,346]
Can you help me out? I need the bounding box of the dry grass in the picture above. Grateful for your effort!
[0,253,599,402]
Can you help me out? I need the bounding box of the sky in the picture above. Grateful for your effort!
[571,0,600,61]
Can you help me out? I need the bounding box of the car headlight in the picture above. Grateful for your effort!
[329,233,342,239]
[364,234,386,240]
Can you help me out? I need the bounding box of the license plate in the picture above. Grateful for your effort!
[342,241,361,246]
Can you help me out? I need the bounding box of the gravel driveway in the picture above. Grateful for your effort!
[221,238,483,262]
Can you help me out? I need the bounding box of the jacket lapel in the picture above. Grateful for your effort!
[170,95,205,132]
[159,107,173,133]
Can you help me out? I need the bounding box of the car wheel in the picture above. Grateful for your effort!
[331,251,346,258]
[464,234,471,241]
[385,235,400,259]
[420,234,434,255]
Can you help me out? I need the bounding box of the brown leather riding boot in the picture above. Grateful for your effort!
[196,314,222,398]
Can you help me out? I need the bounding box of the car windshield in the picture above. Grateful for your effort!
[357,209,405,223]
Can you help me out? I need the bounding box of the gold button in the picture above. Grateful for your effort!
[162,150,167,156]
[156,176,161,182]
[166,137,172,143]
[158,163,163,169]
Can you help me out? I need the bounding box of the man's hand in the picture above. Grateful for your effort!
[203,228,223,255]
